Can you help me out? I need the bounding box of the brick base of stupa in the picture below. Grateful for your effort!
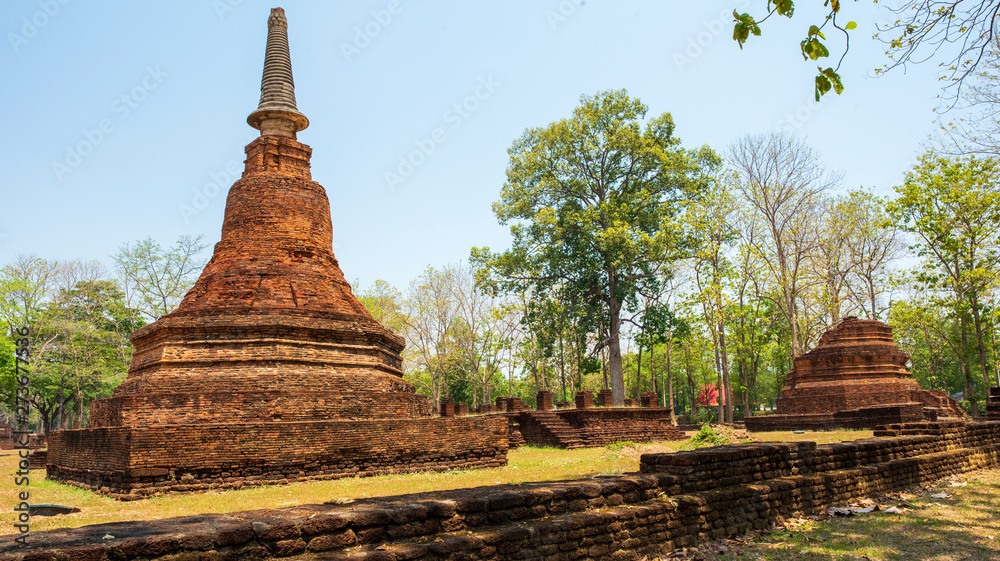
[745,402,929,432]
[746,318,967,432]
[47,416,507,500]
[988,387,1000,421]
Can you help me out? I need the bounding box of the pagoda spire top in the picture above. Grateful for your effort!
[247,7,309,138]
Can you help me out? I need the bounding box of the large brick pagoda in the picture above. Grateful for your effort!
[745,317,965,431]
[47,8,506,498]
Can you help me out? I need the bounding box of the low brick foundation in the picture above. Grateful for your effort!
[26,448,46,469]
[47,417,507,499]
[509,408,683,449]
[558,408,684,446]
[745,402,929,432]
[6,421,997,560]
[988,387,999,421]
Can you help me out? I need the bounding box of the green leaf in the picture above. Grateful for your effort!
[772,0,795,17]
[815,67,844,99]
[815,75,831,100]
[807,25,825,39]
[800,38,829,61]
[845,21,857,31]
[732,12,761,48]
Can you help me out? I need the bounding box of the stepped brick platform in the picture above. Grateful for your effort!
[7,421,998,560]
[747,317,965,432]
[46,8,506,499]
[505,391,684,449]
[988,387,1000,421]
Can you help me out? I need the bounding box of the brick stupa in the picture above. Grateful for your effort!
[47,8,507,498]
[746,317,965,431]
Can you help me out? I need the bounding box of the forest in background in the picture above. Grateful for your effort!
[3,31,1000,429]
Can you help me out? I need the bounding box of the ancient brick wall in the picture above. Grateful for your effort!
[496,397,526,412]
[9,421,999,560]
[91,390,432,428]
[746,402,928,432]
[559,408,683,446]
[536,391,554,411]
[47,416,507,499]
[507,408,682,449]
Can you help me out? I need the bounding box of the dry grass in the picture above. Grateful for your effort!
[0,429,883,535]
[685,468,1000,561]
[2,440,693,532]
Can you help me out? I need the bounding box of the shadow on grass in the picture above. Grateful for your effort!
[697,471,1000,561]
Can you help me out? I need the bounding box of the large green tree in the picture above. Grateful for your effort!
[473,89,718,405]
[888,153,1000,414]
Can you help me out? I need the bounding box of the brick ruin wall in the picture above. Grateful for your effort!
[7,421,998,560]
[90,389,433,427]
[746,402,929,432]
[558,409,684,446]
[507,408,683,449]
[46,416,507,500]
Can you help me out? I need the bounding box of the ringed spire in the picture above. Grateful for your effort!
[247,7,309,137]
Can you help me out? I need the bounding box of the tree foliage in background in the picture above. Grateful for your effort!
[473,89,719,406]
[0,236,205,432]
[888,153,1000,414]
[4,90,999,427]
[727,133,840,358]
[112,235,208,322]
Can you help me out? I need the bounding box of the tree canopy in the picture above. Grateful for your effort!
[473,89,719,405]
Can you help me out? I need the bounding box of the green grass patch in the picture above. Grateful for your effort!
[605,440,639,452]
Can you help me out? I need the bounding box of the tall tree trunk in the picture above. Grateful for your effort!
[713,346,723,422]
[684,343,695,415]
[959,313,981,418]
[471,374,477,410]
[969,293,993,388]
[739,360,751,419]
[602,347,609,390]
[717,316,733,423]
[786,289,801,358]
[607,291,626,406]
[868,279,877,320]
[76,387,84,428]
[558,318,566,403]
[57,373,65,430]
[634,344,643,400]
[650,344,657,402]
[827,275,841,327]
[666,339,676,424]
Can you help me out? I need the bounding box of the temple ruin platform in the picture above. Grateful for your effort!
[746,317,965,432]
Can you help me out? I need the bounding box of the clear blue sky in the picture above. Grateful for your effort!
[1,1,946,291]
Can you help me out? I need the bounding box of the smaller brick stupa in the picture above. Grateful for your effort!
[746,317,965,431]
[46,8,507,498]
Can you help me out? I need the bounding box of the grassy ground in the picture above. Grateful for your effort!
[1,428,871,533]
[687,468,1000,561]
